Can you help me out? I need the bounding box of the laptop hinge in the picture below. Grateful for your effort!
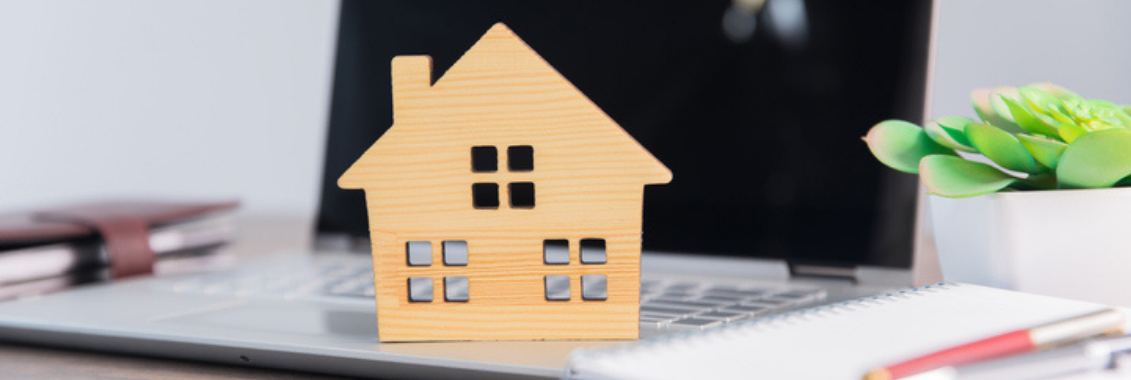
[789,264,859,283]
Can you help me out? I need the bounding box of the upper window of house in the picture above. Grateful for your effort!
[507,145,534,171]
[470,145,535,210]
[471,146,497,172]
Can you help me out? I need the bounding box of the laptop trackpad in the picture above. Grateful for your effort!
[155,301,378,338]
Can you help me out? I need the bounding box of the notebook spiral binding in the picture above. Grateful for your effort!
[564,282,957,377]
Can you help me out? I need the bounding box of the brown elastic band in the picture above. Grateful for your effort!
[36,212,156,279]
[89,216,155,278]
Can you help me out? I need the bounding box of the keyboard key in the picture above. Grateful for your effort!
[707,285,741,291]
[705,289,766,298]
[639,314,674,328]
[669,317,721,329]
[666,282,699,289]
[641,305,698,316]
[646,296,685,303]
[656,292,695,300]
[722,304,771,313]
[695,310,747,322]
[697,295,745,303]
[747,297,792,306]
[686,297,739,305]
[640,313,676,322]
[651,299,731,309]
[643,301,704,311]
[646,303,705,314]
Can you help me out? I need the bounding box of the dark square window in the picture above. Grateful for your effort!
[507,146,534,171]
[471,146,497,172]
[472,183,499,209]
[509,182,535,209]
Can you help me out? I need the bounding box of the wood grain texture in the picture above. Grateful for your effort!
[339,23,671,342]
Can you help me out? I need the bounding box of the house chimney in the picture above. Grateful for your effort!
[391,55,432,109]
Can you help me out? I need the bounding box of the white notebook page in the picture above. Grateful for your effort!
[566,283,1118,380]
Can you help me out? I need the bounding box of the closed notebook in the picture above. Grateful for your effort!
[565,283,1125,380]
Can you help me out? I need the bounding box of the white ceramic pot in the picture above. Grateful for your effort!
[930,187,1131,306]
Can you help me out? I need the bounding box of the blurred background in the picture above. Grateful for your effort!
[931,1,1131,117]
[0,0,339,217]
[3,0,1130,266]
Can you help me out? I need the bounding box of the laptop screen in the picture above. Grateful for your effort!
[317,0,932,269]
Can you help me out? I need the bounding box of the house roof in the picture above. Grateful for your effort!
[339,23,672,189]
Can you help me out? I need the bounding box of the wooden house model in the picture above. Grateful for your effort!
[339,23,671,342]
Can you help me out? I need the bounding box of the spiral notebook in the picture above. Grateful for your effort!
[565,283,1124,380]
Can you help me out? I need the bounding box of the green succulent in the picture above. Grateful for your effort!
[863,83,1131,198]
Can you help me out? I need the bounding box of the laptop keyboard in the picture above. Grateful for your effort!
[639,280,825,330]
[164,262,826,330]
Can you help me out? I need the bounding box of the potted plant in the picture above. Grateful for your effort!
[863,83,1131,306]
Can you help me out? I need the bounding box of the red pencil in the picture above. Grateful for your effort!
[863,308,1125,380]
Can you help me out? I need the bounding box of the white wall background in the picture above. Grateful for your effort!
[932,0,1131,119]
[0,0,340,216]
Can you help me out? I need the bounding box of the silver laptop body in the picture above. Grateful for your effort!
[0,2,939,378]
[0,250,919,379]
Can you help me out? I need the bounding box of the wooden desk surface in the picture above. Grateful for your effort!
[0,215,360,380]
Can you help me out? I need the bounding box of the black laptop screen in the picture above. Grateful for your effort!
[316,0,932,268]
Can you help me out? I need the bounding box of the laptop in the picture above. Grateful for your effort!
[0,1,936,378]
